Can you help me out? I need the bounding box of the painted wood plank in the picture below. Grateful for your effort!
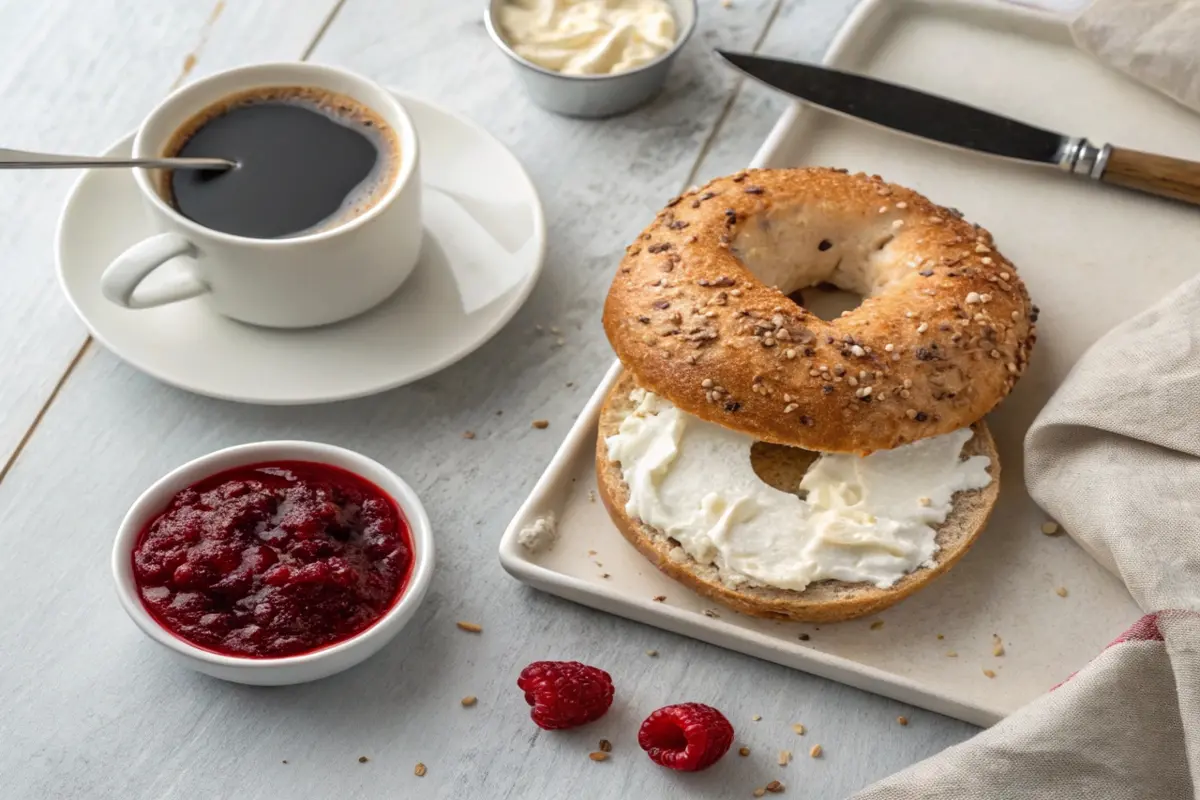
[0,1,980,798]
[0,0,340,472]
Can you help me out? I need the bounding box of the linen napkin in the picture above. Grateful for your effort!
[1072,0,1200,114]
[852,275,1200,798]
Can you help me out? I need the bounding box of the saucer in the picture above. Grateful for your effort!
[56,91,546,405]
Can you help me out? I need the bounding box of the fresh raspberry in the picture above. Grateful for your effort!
[638,703,734,771]
[517,661,614,730]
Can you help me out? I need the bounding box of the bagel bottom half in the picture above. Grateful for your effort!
[595,371,1001,623]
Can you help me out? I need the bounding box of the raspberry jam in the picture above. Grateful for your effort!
[132,461,413,659]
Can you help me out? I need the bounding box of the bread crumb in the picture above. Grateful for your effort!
[456,621,483,633]
[566,381,575,388]
[1041,521,1060,535]
[588,550,597,556]
[414,762,427,777]
[589,751,609,762]
[918,497,932,507]
[599,739,613,753]
[778,749,791,766]
[936,634,944,640]
[946,651,958,657]
[983,668,997,679]
[739,746,751,757]
[870,620,884,630]
[752,714,762,722]
[461,430,476,440]
[358,756,369,763]
[1056,586,1069,598]
[992,634,1005,657]
[600,573,610,579]
[549,325,561,334]
[897,716,908,726]
[282,760,289,764]
[721,0,733,7]
[532,419,550,429]
[461,696,477,707]
[646,649,658,657]
[652,595,666,602]
[792,723,805,735]
[753,789,766,798]
[797,633,810,641]
[704,608,721,618]
[809,745,823,758]
[766,780,785,794]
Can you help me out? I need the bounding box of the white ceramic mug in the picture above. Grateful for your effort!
[100,62,421,329]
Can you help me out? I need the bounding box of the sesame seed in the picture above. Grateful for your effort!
[850,345,866,357]
[785,348,796,359]
[892,219,904,229]
[983,669,997,679]
[896,201,908,209]
[847,376,858,387]
[917,322,929,334]
[980,293,993,303]
[1011,310,1021,320]
[905,311,914,318]
[752,715,762,722]
[810,745,823,758]
[902,378,913,388]
[702,378,714,388]
[975,244,990,253]
[981,257,994,265]
[929,216,943,224]
[1000,272,1010,280]
[965,292,982,304]
[906,409,917,419]
[784,403,799,413]
[879,205,889,214]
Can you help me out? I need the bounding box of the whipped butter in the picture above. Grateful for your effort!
[499,0,677,76]
[605,390,992,591]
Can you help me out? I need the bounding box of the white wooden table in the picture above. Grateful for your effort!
[0,1,1006,796]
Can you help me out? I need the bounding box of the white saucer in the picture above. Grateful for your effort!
[56,91,546,405]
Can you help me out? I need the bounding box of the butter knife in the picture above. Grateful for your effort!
[717,50,1200,207]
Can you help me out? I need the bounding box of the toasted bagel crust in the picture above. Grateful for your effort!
[603,167,1036,454]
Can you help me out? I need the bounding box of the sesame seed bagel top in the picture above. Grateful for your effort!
[602,167,1037,454]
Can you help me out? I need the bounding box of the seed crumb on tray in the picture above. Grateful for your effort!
[358,756,369,764]
[897,716,908,726]
[461,696,477,707]
[992,634,1005,657]
[792,723,805,735]
[1056,586,1069,598]
[652,595,666,602]
[589,751,609,762]
[778,749,791,766]
[809,745,823,758]
[983,668,997,679]
[414,762,427,777]
[870,620,884,630]
[1042,521,1060,535]
[532,419,550,429]
[765,780,785,794]
[739,746,751,757]
[646,649,658,657]
[461,430,475,439]
[456,621,483,633]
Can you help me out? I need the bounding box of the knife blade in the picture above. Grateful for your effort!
[717,49,1200,208]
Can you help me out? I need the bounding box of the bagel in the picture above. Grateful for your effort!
[596,370,1001,623]
[603,167,1036,454]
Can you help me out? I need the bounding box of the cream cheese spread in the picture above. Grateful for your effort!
[498,0,677,76]
[605,389,992,591]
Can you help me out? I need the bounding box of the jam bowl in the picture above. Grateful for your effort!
[111,441,434,685]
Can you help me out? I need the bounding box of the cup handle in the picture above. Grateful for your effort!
[100,232,210,309]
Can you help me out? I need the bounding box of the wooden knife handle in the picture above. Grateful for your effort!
[1101,146,1200,206]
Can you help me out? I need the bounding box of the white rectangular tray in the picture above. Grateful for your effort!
[500,0,1200,726]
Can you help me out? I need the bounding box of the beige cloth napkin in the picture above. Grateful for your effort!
[853,276,1200,798]
[1072,0,1200,113]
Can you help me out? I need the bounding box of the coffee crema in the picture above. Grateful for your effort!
[161,86,400,239]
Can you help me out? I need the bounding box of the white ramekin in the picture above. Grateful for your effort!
[111,441,434,685]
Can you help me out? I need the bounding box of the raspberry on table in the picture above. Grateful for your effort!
[517,661,614,730]
[638,702,735,771]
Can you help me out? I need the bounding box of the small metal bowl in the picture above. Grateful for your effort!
[484,0,698,118]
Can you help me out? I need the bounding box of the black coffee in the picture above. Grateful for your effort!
[162,86,400,239]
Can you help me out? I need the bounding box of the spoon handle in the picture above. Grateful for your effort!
[0,147,236,170]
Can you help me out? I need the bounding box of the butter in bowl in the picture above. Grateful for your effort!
[485,0,698,118]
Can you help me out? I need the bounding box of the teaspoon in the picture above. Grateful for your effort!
[0,147,236,171]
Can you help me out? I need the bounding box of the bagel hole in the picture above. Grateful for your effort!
[796,282,863,321]
[750,441,820,498]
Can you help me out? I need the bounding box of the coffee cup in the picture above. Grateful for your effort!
[100,62,421,329]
